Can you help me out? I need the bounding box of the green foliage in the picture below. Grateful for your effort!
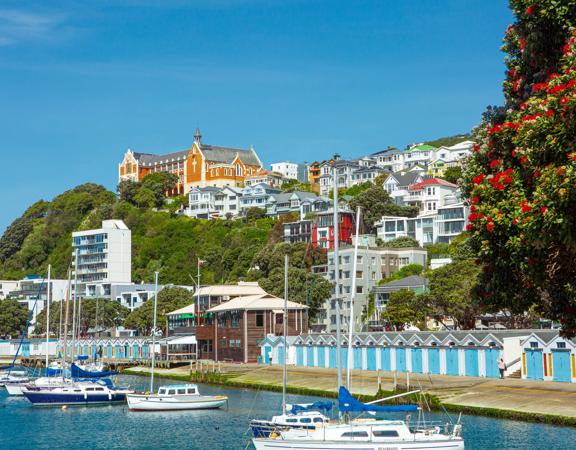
[425,243,451,260]
[380,264,424,284]
[382,236,421,248]
[134,187,157,208]
[0,201,49,263]
[423,134,471,148]
[330,182,373,199]
[124,287,194,335]
[246,207,267,221]
[118,180,140,204]
[442,166,463,185]
[34,299,130,337]
[464,2,576,335]
[426,260,481,330]
[281,180,313,193]
[348,185,417,233]
[0,299,29,337]
[380,289,426,331]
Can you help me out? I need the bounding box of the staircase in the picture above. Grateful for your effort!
[506,369,521,379]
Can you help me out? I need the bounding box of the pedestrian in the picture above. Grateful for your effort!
[498,357,506,379]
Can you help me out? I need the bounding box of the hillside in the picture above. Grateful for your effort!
[0,183,275,285]
[423,134,471,148]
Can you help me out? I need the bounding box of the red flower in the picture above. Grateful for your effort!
[564,44,571,54]
[493,183,505,191]
[503,176,513,185]
[519,102,526,110]
[520,156,528,164]
[568,79,576,89]
[513,217,519,225]
[533,170,540,178]
[540,206,548,214]
[560,97,568,105]
[466,224,473,232]
[470,205,476,213]
[490,159,502,169]
[532,82,548,92]
[527,257,535,265]
[486,217,493,223]
[471,196,480,204]
[473,144,480,152]
[521,200,532,213]
[526,5,534,15]
[473,174,485,184]
[486,222,495,232]
[511,148,517,157]
[546,108,554,117]
[520,38,526,51]
[557,167,565,176]
[549,73,560,81]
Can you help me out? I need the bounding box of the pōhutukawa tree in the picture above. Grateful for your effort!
[463,1,576,335]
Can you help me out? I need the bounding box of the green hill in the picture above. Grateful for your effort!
[0,183,275,285]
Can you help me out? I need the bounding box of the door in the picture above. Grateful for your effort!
[354,347,363,370]
[341,347,348,369]
[428,348,440,374]
[107,344,113,359]
[296,346,304,366]
[142,345,148,360]
[396,348,406,372]
[484,349,500,378]
[465,349,479,377]
[446,348,459,376]
[411,348,422,373]
[525,350,543,380]
[277,346,285,365]
[329,346,337,368]
[306,346,315,367]
[264,346,272,364]
[317,346,326,367]
[552,351,571,383]
[21,342,30,357]
[366,347,376,371]
[380,348,391,371]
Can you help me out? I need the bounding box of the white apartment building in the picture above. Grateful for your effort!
[112,283,194,312]
[240,183,281,213]
[72,220,131,298]
[406,178,459,213]
[186,186,242,219]
[270,161,299,180]
[314,235,428,333]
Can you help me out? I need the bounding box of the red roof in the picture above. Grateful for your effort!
[408,178,458,191]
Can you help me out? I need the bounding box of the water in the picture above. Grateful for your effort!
[0,375,575,449]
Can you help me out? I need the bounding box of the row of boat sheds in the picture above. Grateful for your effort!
[258,330,576,383]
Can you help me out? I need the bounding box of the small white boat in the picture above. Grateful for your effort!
[126,384,228,411]
[0,370,29,388]
[6,376,73,396]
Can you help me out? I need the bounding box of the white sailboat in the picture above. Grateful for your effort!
[126,272,228,412]
[252,168,465,450]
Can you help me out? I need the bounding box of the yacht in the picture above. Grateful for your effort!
[126,383,228,411]
[250,402,332,437]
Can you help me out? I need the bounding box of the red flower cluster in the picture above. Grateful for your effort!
[473,173,485,185]
[520,156,528,164]
[473,144,480,152]
[468,211,484,222]
[526,6,534,16]
[471,196,480,204]
[486,222,495,232]
[490,159,502,169]
[504,121,520,130]
[522,112,541,122]
[546,108,554,117]
[488,124,503,135]
[490,168,514,190]
[521,200,532,213]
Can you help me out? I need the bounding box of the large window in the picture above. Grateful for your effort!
[256,312,264,327]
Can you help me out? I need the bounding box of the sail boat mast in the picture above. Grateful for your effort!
[346,207,361,389]
[62,269,71,382]
[332,164,342,391]
[45,264,51,369]
[71,249,79,361]
[150,271,159,393]
[282,254,288,416]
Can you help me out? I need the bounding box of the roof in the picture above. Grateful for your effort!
[134,150,189,166]
[167,335,197,345]
[408,178,458,191]
[407,144,437,153]
[373,275,428,292]
[194,283,266,298]
[386,171,423,187]
[207,294,308,312]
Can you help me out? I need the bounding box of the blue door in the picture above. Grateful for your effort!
[366,347,376,371]
[307,346,315,367]
[142,345,148,359]
[380,348,391,371]
[428,348,440,374]
[411,348,423,373]
[484,349,500,378]
[329,347,337,368]
[107,344,112,359]
[526,350,544,380]
[277,346,285,365]
[317,347,326,367]
[552,351,571,383]
[132,344,138,360]
[264,346,272,364]
[354,348,363,369]
[296,347,304,366]
[340,348,348,369]
[396,348,406,372]
[21,342,30,357]
[446,348,459,375]
[465,349,479,377]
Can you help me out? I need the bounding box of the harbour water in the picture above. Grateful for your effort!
[1,375,575,449]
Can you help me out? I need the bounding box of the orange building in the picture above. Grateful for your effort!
[118,129,263,195]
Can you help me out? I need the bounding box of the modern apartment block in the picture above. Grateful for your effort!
[72,220,132,298]
[313,235,427,333]
[270,161,299,180]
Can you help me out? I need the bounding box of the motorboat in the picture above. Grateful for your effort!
[126,383,228,411]
[6,376,74,396]
[22,379,133,407]
[250,402,332,437]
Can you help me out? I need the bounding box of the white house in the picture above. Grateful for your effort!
[270,161,299,180]
[187,186,242,219]
[240,183,281,213]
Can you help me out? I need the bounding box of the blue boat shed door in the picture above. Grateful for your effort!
[428,348,440,374]
[525,349,543,380]
[353,347,363,369]
[552,351,571,383]
[411,348,423,373]
[366,347,376,371]
[465,348,479,377]
[317,346,325,367]
[328,346,337,368]
[306,346,315,367]
[396,348,406,372]
[277,346,285,365]
[380,348,391,371]
[446,348,459,376]
[21,342,30,357]
[264,346,272,364]
[485,348,500,378]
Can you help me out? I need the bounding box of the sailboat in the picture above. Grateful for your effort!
[252,168,465,450]
[126,272,227,411]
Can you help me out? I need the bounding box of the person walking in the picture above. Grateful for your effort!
[498,357,506,379]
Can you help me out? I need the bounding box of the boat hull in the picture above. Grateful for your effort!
[22,390,129,407]
[252,438,465,450]
[126,394,228,411]
[250,421,315,438]
[5,384,24,396]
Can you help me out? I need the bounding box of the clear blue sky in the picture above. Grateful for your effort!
[0,0,513,233]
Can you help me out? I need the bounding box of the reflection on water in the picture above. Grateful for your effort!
[0,375,574,449]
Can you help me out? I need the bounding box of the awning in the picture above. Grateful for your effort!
[272,309,285,314]
[168,336,197,346]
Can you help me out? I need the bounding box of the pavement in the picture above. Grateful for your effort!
[125,363,576,420]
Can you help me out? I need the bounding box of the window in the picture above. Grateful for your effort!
[286,418,298,423]
[373,430,399,437]
[177,389,186,395]
[529,341,539,348]
[299,418,312,423]
[256,312,264,327]
[95,387,104,391]
[159,389,166,395]
[356,286,363,294]
[343,256,350,264]
[168,389,176,395]
[313,417,324,423]
[356,271,363,279]
[357,256,363,264]
[187,388,196,394]
[341,431,369,438]
[557,342,567,349]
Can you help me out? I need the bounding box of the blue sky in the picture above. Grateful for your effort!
[0,0,513,233]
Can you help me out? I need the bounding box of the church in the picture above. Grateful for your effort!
[118,129,263,196]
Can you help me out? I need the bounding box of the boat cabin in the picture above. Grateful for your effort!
[157,384,199,396]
